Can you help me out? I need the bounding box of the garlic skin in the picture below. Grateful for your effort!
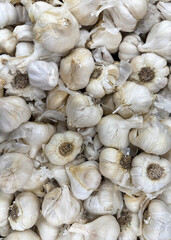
[57,230,84,240]
[138,21,171,62]
[0,29,17,55]
[46,87,68,110]
[42,185,81,227]
[118,34,142,61]
[8,192,40,231]
[142,200,171,240]
[49,164,70,187]
[69,215,120,240]
[33,6,80,54]
[124,194,146,213]
[130,153,171,194]
[129,116,171,155]
[45,131,83,165]
[97,114,143,149]
[101,93,115,116]
[113,81,153,118]
[28,60,59,91]
[86,64,119,99]
[157,2,171,21]
[0,1,17,29]
[60,48,95,90]
[157,185,171,209]
[66,161,101,200]
[0,96,31,133]
[129,53,169,93]
[66,93,103,128]
[15,42,34,57]
[84,179,123,216]
[13,24,33,42]
[5,229,41,240]
[0,153,33,194]
[84,134,103,161]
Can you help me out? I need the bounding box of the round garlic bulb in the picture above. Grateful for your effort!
[0,153,33,194]
[5,229,41,240]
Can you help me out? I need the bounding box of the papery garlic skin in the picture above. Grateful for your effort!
[28,60,59,91]
[84,179,123,216]
[0,96,31,133]
[69,215,120,240]
[5,229,41,240]
[60,48,95,90]
[8,192,40,231]
[157,2,171,21]
[142,200,171,240]
[124,194,146,213]
[66,93,103,128]
[15,42,34,57]
[129,53,169,93]
[0,1,17,29]
[49,164,70,187]
[131,153,171,194]
[66,161,101,200]
[46,87,68,110]
[84,134,103,161]
[45,130,83,165]
[0,29,17,55]
[129,116,171,155]
[42,186,81,227]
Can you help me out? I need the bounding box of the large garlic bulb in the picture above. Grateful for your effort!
[5,229,41,240]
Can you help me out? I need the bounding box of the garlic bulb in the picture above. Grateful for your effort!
[36,215,60,240]
[45,130,83,165]
[129,116,171,155]
[0,1,17,28]
[15,42,34,57]
[13,24,33,42]
[0,153,33,194]
[69,215,120,240]
[49,164,70,187]
[138,20,171,62]
[46,87,68,110]
[66,161,101,200]
[99,148,132,186]
[8,192,40,231]
[84,134,103,161]
[131,152,171,194]
[124,194,146,213]
[0,96,31,133]
[129,53,169,93]
[66,93,103,128]
[97,114,143,149]
[28,60,59,91]
[157,2,171,20]
[84,179,123,216]
[142,200,171,240]
[86,64,119,99]
[42,185,81,226]
[33,6,80,53]
[113,81,153,118]
[0,29,17,55]
[5,229,41,240]
[60,48,95,90]
[118,34,142,61]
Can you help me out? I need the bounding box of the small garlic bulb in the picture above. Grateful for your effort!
[142,200,171,240]
[49,164,70,187]
[45,130,83,165]
[124,194,146,213]
[46,87,68,110]
[66,93,103,128]
[42,185,81,226]
[8,192,40,231]
[0,153,33,194]
[84,179,123,216]
[15,42,34,57]
[86,64,119,99]
[0,29,17,55]
[131,152,171,194]
[66,161,101,200]
[0,96,31,133]
[129,53,169,93]
[113,81,153,118]
[28,60,59,91]
[69,215,120,240]
[13,24,33,42]
[5,229,41,240]
[0,1,17,28]
[157,2,171,20]
[97,114,143,149]
[60,48,95,90]
[129,116,171,155]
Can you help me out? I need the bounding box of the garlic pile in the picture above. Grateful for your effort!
[0,0,171,239]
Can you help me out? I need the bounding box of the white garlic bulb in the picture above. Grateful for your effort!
[42,185,81,226]
[129,116,171,155]
[97,114,143,149]
[131,152,171,194]
[0,1,17,29]
[49,164,70,187]
[0,29,17,55]
[124,194,146,213]
[66,93,103,128]
[28,60,59,91]
[46,87,68,110]
[129,53,169,93]
[69,215,120,240]
[45,130,83,165]
[5,229,41,240]
[60,48,95,90]
[66,161,101,200]
[86,64,119,99]
[0,153,33,194]
[157,2,171,20]
[142,200,171,240]
[0,96,31,133]
[15,42,34,57]
[8,192,40,231]
[13,24,33,42]
[113,81,153,118]
[84,179,123,216]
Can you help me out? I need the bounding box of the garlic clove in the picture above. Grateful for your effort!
[0,29,17,56]
[124,194,146,213]
[0,1,17,29]
[15,42,34,57]
[13,24,33,42]
[5,229,41,240]
[49,164,70,187]
[46,87,68,110]
[157,2,171,21]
